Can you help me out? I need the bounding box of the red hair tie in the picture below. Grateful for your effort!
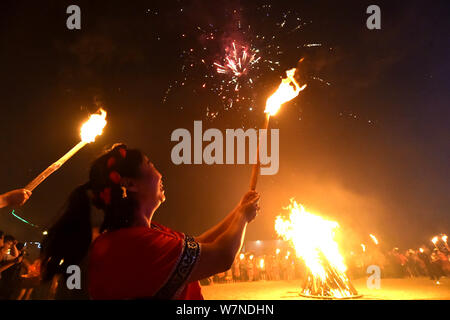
[109,171,121,184]
[99,188,111,205]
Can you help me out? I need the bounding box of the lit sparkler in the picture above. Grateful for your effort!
[275,199,360,299]
[249,67,306,190]
[25,109,107,191]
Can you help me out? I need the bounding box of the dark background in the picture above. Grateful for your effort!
[0,0,448,250]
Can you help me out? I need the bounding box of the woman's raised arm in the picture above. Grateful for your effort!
[188,191,260,281]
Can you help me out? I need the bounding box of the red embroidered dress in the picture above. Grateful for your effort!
[88,222,203,300]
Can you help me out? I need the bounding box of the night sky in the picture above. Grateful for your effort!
[0,0,448,250]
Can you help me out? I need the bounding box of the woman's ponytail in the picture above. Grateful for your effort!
[41,143,145,281]
[41,182,92,281]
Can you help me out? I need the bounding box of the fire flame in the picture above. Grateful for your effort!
[259,258,265,269]
[275,199,358,298]
[80,109,107,143]
[275,200,346,280]
[264,68,307,116]
[432,236,439,245]
[369,234,379,245]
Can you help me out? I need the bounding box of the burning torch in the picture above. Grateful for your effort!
[369,234,379,245]
[249,67,306,190]
[25,109,107,192]
[442,235,449,250]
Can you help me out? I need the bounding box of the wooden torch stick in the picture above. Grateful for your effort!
[25,141,87,192]
[249,113,270,190]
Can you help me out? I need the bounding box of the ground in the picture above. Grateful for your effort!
[202,277,450,300]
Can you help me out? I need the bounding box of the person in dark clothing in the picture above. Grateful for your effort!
[418,248,440,281]
[0,242,23,300]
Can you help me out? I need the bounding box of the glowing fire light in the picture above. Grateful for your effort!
[249,67,306,190]
[361,244,366,252]
[276,248,281,255]
[432,236,439,245]
[25,109,107,192]
[264,68,307,116]
[275,199,359,299]
[259,259,265,269]
[80,109,107,142]
[443,235,448,243]
[239,253,245,260]
[369,234,379,245]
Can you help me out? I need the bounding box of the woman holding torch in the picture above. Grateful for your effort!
[41,143,260,300]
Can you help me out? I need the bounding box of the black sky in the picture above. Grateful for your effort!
[0,0,448,250]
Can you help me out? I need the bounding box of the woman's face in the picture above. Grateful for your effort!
[1,241,12,254]
[133,156,166,206]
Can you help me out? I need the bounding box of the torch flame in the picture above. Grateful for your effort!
[80,109,107,143]
[259,258,265,269]
[264,68,307,116]
[432,236,439,245]
[443,235,448,243]
[369,234,379,245]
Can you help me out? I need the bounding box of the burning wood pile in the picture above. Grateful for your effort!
[275,199,361,299]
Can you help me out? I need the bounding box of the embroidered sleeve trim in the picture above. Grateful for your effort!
[153,234,200,300]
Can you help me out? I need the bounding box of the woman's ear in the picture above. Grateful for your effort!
[121,177,138,192]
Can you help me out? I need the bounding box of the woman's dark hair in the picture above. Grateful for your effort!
[3,235,16,243]
[41,143,145,281]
